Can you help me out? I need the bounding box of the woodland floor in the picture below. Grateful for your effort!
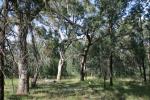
[4,77,150,100]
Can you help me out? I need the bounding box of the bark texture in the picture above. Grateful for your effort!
[80,33,91,81]
[16,12,29,95]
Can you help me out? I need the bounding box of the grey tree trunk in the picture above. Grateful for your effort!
[16,13,29,94]
[57,59,65,81]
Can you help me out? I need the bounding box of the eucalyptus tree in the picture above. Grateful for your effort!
[50,0,106,81]
[95,0,132,86]
[10,0,45,94]
[60,0,103,81]
[39,0,86,81]
[128,0,150,82]
[58,0,103,81]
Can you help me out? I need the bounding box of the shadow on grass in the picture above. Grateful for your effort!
[35,79,150,99]
[105,80,150,99]
[7,95,33,100]
[6,79,150,100]
[32,80,104,98]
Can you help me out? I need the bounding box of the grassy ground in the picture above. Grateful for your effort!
[4,77,150,100]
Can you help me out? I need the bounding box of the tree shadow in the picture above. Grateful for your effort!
[32,80,104,99]
[105,80,150,99]
[7,95,33,100]
[7,79,150,100]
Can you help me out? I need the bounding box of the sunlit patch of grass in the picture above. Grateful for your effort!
[4,77,150,100]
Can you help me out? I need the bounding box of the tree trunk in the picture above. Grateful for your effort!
[103,71,107,89]
[31,30,40,88]
[109,52,113,86]
[16,16,29,94]
[0,31,5,100]
[17,41,29,95]
[56,49,65,81]
[80,45,90,81]
[148,36,150,82]
[142,58,147,82]
[56,58,65,81]
[80,57,86,81]
[138,65,143,77]
[149,52,150,82]
[80,33,91,81]
[17,34,29,95]
[31,73,38,88]
[108,20,114,86]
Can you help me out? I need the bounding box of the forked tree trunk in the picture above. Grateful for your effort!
[80,33,91,81]
[57,58,65,81]
[16,17,29,95]
[80,44,91,81]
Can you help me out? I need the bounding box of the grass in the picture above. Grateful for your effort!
[4,77,150,100]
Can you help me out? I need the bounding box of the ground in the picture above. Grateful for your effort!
[4,77,150,100]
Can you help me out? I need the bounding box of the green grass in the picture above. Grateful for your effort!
[4,77,150,100]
